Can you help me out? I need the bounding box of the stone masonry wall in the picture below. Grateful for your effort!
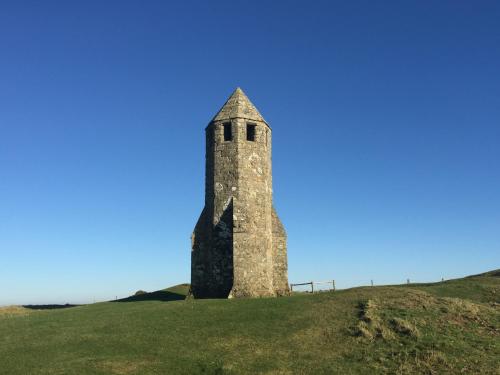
[191,88,289,298]
[230,118,274,297]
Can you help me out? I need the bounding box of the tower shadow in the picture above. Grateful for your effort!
[191,199,234,298]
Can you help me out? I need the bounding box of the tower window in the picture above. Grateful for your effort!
[223,122,232,141]
[246,123,256,141]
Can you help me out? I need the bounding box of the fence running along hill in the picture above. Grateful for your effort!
[290,280,335,293]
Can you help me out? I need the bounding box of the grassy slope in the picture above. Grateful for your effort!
[0,273,498,375]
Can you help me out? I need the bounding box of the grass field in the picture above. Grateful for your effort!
[1,272,498,374]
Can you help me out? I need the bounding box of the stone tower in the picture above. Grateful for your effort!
[191,88,289,298]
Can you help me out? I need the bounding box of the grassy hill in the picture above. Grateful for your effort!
[1,272,498,374]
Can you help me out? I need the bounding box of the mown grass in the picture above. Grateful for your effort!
[0,272,498,374]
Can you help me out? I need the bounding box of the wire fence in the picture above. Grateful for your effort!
[290,278,447,293]
[290,280,335,293]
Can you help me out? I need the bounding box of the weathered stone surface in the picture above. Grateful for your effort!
[212,87,267,124]
[191,88,289,298]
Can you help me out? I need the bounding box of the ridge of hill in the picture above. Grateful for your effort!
[0,271,498,374]
[114,284,190,303]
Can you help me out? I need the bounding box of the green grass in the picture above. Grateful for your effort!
[1,272,499,374]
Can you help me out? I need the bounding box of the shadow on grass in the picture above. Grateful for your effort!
[113,290,186,303]
[23,304,79,310]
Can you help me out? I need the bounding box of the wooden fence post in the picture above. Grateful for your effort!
[332,280,336,291]
[311,282,314,293]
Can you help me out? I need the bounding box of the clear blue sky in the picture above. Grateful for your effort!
[1,1,499,305]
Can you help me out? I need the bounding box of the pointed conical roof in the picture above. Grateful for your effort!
[211,87,268,125]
